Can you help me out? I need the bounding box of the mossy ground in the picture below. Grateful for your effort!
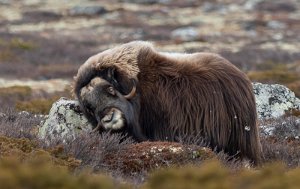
[0,136,80,170]
[144,161,300,189]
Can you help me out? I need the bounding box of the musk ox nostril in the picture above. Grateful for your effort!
[100,108,125,130]
[102,110,114,123]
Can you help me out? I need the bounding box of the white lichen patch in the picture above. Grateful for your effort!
[149,146,184,154]
[169,147,184,153]
[253,82,300,119]
[150,146,158,154]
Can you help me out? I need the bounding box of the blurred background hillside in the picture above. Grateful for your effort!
[0,0,299,111]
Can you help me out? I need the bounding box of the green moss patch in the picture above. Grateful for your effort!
[0,136,80,170]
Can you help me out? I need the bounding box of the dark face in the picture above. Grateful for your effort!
[79,77,137,132]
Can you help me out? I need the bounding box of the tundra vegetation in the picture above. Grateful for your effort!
[0,92,300,187]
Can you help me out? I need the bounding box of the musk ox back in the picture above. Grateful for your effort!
[73,41,262,164]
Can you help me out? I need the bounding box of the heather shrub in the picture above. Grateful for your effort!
[0,108,41,140]
[261,137,300,168]
[59,131,134,171]
[260,117,300,168]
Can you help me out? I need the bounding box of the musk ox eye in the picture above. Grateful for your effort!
[107,86,116,96]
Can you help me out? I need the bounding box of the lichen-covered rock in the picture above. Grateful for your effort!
[253,82,300,119]
[38,97,92,143]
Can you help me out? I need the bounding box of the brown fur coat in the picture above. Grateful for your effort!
[74,41,262,164]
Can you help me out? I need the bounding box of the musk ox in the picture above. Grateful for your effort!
[73,41,262,164]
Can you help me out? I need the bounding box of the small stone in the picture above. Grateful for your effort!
[202,2,225,12]
[171,27,199,42]
[68,6,108,17]
[118,0,165,4]
[267,20,286,30]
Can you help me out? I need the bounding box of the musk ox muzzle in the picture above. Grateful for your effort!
[79,77,139,134]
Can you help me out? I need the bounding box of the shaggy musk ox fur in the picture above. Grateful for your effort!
[73,41,262,164]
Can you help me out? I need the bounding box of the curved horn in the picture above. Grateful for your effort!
[124,80,136,100]
[91,122,102,133]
